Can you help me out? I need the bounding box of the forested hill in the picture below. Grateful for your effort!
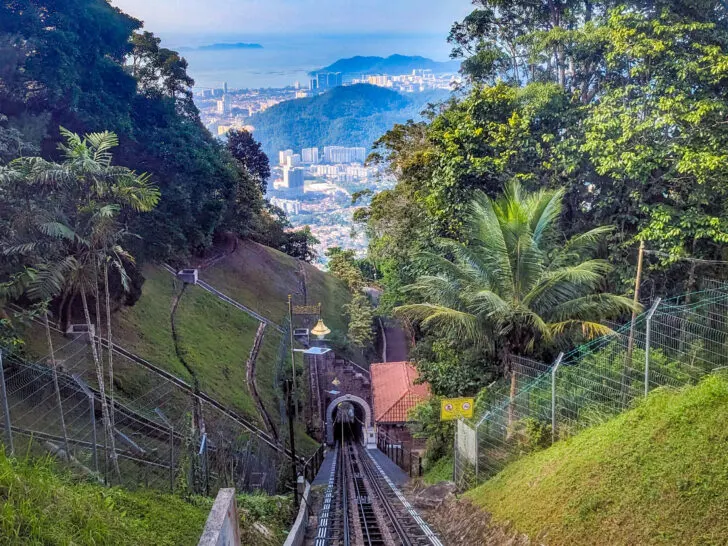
[313,54,460,76]
[250,84,448,157]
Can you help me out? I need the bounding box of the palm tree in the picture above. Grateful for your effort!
[0,128,158,480]
[396,181,638,424]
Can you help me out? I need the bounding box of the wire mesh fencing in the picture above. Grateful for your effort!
[0,328,293,495]
[454,281,728,489]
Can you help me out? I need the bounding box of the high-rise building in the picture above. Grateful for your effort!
[314,72,343,91]
[322,146,367,164]
[216,94,232,115]
[302,147,319,164]
[285,154,302,167]
[283,166,305,196]
[279,149,294,166]
[223,81,228,93]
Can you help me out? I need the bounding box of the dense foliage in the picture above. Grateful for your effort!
[249,84,449,158]
[0,0,278,262]
[363,0,728,401]
[325,247,376,351]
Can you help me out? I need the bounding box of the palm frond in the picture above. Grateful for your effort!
[528,186,564,244]
[548,294,640,322]
[395,303,481,342]
[549,320,615,340]
[523,260,613,311]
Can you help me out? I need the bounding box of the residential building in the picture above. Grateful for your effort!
[216,94,232,115]
[279,149,294,166]
[323,146,366,164]
[302,147,319,164]
[315,72,342,90]
[283,166,305,196]
[285,154,302,167]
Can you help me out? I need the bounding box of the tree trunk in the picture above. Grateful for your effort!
[80,286,121,482]
[45,311,71,460]
[104,263,116,433]
[94,262,104,383]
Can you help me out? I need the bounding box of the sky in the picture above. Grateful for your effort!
[111,0,472,36]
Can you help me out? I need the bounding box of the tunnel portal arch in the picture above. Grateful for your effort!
[325,394,372,445]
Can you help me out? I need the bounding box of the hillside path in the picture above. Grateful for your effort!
[246,322,279,441]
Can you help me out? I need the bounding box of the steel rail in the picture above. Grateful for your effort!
[355,440,413,546]
[340,438,351,546]
[347,438,380,545]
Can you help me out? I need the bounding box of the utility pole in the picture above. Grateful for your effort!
[622,240,645,406]
[288,295,298,422]
[285,379,299,507]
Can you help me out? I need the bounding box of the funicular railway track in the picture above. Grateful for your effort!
[313,420,442,546]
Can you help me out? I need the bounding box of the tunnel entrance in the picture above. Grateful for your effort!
[332,400,365,443]
[325,394,372,445]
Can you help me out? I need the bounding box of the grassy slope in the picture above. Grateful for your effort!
[21,241,348,454]
[200,240,351,335]
[422,456,453,485]
[112,265,262,420]
[466,375,728,545]
[0,451,291,546]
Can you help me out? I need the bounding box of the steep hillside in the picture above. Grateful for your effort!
[21,240,351,453]
[249,84,449,157]
[0,451,291,545]
[464,375,728,545]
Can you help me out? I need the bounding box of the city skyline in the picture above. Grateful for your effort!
[110,0,471,35]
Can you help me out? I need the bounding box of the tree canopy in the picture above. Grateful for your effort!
[362,0,728,399]
[0,0,284,264]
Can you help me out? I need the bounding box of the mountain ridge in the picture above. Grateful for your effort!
[312,54,461,76]
[249,84,449,157]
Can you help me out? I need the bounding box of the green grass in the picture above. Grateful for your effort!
[0,450,293,546]
[466,374,728,545]
[200,240,352,339]
[19,242,349,456]
[422,456,453,485]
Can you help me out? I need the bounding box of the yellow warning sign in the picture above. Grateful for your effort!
[440,397,474,421]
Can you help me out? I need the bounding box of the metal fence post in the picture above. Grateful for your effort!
[474,425,479,483]
[0,351,13,455]
[155,408,174,493]
[551,353,565,445]
[73,374,97,472]
[645,298,662,397]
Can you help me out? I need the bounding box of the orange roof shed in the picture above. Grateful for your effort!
[370,361,431,423]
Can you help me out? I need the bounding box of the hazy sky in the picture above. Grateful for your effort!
[111,0,472,35]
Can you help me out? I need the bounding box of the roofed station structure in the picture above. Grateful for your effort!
[371,361,431,452]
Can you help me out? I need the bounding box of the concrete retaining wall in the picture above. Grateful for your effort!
[198,488,241,546]
[283,478,312,546]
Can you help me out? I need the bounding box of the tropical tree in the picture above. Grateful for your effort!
[0,128,158,480]
[396,182,637,422]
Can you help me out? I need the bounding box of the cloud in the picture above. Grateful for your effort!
[111,0,471,34]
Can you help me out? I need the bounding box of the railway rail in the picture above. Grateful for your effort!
[311,421,442,546]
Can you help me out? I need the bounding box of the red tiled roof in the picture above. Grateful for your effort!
[370,362,431,423]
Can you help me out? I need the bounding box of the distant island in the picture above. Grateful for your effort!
[179,43,263,51]
[312,54,460,76]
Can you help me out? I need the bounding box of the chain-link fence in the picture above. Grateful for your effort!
[454,281,728,490]
[0,327,295,495]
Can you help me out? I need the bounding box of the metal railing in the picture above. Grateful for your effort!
[377,429,424,478]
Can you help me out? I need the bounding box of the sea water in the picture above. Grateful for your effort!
[161,32,454,90]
